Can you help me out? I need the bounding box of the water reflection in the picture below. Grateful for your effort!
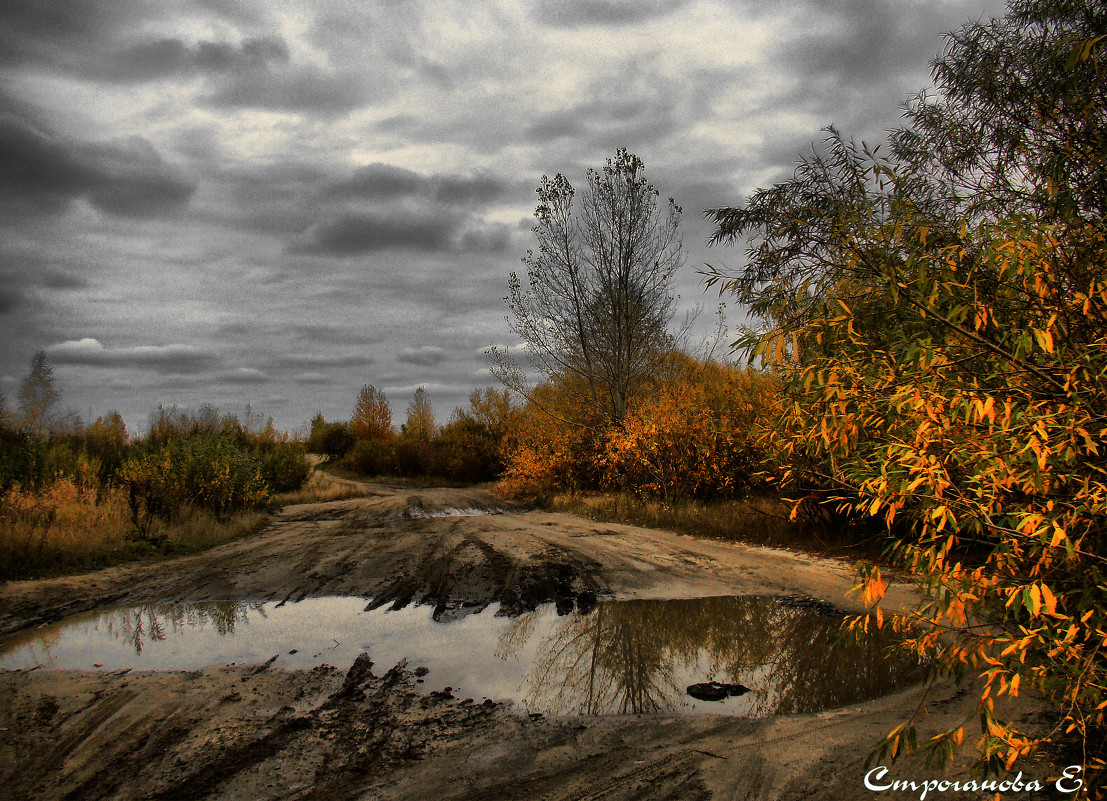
[107,602,264,654]
[2,601,267,666]
[501,596,923,716]
[0,595,923,717]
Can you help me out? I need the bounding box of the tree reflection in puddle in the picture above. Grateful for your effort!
[503,596,924,716]
[1,601,268,667]
[109,602,265,654]
[0,595,923,716]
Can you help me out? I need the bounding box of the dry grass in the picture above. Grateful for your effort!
[549,491,890,561]
[273,468,375,505]
[0,478,269,581]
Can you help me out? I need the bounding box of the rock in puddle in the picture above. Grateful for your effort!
[686,681,750,702]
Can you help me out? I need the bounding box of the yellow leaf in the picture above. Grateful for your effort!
[1040,583,1057,615]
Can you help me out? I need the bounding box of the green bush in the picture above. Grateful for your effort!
[118,435,271,540]
[342,437,395,477]
[306,415,353,457]
[255,441,311,492]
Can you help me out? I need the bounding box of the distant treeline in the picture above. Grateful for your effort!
[1,356,310,578]
[308,352,783,502]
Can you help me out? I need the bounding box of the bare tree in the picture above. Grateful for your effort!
[492,149,684,424]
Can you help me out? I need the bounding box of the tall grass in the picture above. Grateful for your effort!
[550,491,890,561]
[0,477,269,581]
[273,468,375,505]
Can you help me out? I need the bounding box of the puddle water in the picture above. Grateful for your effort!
[402,505,503,519]
[0,595,924,716]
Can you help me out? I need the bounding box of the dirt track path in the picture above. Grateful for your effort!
[0,483,1008,800]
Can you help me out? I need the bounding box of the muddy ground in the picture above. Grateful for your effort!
[0,484,1058,800]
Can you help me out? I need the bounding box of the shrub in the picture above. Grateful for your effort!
[343,437,395,477]
[306,414,353,457]
[119,435,270,540]
[602,359,780,501]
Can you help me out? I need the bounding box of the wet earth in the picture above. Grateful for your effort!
[0,483,1048,800]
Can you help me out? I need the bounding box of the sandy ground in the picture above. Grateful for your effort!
[0,483,1059,800]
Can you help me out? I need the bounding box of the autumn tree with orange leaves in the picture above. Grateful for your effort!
[350,385,394,443]
[707,0,1107,787]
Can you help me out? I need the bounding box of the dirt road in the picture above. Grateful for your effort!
[0,484,1033,800]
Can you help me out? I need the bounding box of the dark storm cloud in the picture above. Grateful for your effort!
[291,208,513,257]
[94,35,290,83]
[325,165,512,207]
[46,339,218,374]
[325,164,423,200]
[533,0,690,27]
[292,211,457,256]
[381,53,684,157]
[0,113,195,218]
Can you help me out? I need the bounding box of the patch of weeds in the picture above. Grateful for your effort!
[549,492,890,562]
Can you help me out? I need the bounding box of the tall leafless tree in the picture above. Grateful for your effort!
[493,149,684,424]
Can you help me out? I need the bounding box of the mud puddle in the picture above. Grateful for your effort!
[0,595,922,716]
[401,505,505,519]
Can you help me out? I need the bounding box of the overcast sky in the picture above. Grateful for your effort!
[0,0,1007,434]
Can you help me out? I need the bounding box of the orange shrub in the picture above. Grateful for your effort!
[603,358,780,500]
[499,381,605,498]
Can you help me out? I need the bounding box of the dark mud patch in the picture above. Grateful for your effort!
[0,655,520,801]
[363,534,608,621]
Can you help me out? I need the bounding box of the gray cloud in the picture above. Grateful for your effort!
[277,354,376,369]
[325,165,513,206]
[0,288,21,314]
[290,209,512,257]
[38,271,89,290]
[220,367,270,384]
[533,0,690,28]
[292,372,329,384]
[0,0,1006,433]
[292,211,457,256]
[525,116,586,143]
[0,0,152,68]
[459,225,512,254]
[46,339,218,374]
[326,164,422,200]
[94,35,290,82]
[397,346,448,367]
[777,0,960,90]
[0,113,195,218]
[204,65,375,115]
